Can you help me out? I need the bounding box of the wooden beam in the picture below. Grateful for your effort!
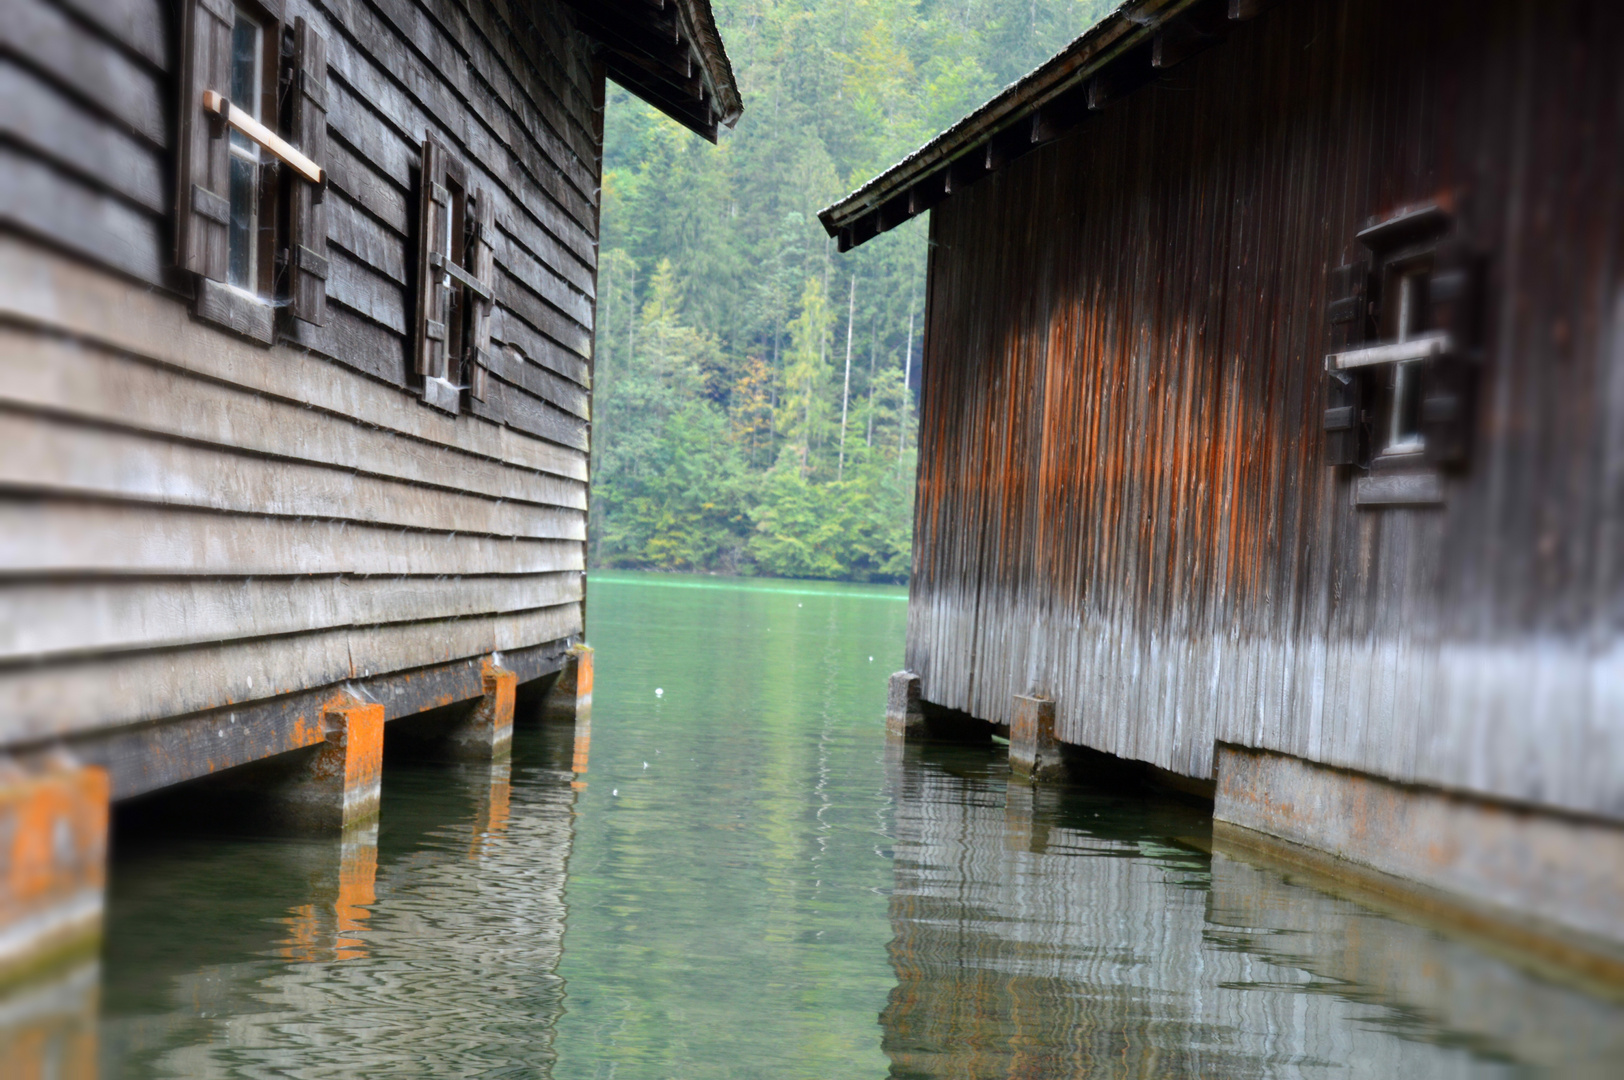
[202,91,323,185]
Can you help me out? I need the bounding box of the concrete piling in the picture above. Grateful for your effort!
[886,671,925,738]
[1009,695,1064,780]
[447,662,518,761]
[0,758,108,985]
[269,694,384,831]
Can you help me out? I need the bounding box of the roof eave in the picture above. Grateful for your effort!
[563,0,742,144]
[820,0,1268,249]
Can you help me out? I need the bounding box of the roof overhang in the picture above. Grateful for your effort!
[819,0,1282,250]
[562,0,743,143]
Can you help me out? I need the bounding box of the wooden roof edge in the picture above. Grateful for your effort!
[563,0,742,143]
[675,0,743,131]
[819,0,1272,249]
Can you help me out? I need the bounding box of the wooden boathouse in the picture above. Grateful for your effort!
[0,0,737,975]
[826,0,1624,971]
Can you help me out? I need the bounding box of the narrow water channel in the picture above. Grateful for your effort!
[68,574,1622,1076]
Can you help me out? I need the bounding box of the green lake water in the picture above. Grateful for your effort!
[43,572,1623,1076]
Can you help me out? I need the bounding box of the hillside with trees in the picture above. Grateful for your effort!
[589,0,1112,581]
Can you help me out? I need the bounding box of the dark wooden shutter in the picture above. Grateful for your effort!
[1422,243,1481,466]
[179,0,234,281]
[287,18,328,325]
[465,190,496,406]
[1324,259,1370,466]
[414,138,452,390]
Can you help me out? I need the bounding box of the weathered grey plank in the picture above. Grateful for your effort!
[2,0,166,145]
[0,500,583,577]
[0,327,587,508]
[0,60,165,213]
[485,342,589,419]
[327,244,410,333]
[0,235,590,481]
[0,572,582,662]
[493,307,591,388]
[328,191,408,283]
[51,0,169,69]
[496,265,591,357]
[0,146,163,285]
[0,603,584,742]
[309,0,599,268]
[0,411,586,540]
[488,375,589,450]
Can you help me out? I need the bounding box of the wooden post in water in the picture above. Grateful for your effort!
[546,644,595,722]
[266,694,384,831]
[1009,695,1064,781]
[446,661,518,761]
[886,671,925,738]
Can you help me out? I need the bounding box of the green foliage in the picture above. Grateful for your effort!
[590,0,1112,582]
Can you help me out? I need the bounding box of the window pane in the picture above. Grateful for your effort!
[229,154,257,289]
[231,14,260,116]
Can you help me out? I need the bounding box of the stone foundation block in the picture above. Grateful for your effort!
[0,759,108,983]
[272,695,383,831]
[1009,695,1064,780]
[447,662,517,761]
[885,671,924,738]
[1214,743,1624,973]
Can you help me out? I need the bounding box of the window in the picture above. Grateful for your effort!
[1322,204,1482,506]
[413,137,496,416]
[227,7,265,293]
[178,0,328,341]
[1380,261,1429,458]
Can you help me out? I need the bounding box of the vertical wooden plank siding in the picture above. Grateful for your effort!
[908,0,1624,820]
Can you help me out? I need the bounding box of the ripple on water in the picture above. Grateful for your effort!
[79,573,1624,1079]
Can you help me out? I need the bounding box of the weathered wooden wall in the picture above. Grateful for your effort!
[909,0,1624,818]
[0,0,602,794]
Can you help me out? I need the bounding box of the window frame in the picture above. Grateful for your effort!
[413,137,497,416]
[177,0,327,342]
[1322,203,1482,507]
[224,4,277,298]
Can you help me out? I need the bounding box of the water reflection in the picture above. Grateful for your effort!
[881,739,1624,1078]
[98,711,587,1078]
[0,961,98,1077]
[82,576,1624,1077]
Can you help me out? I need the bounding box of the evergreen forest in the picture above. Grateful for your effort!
[589,0,1113,581]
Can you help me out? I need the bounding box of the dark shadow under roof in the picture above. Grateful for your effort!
[562,0,742,143]
[819,0,1283,250]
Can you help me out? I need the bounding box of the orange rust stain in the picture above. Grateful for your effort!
[279,903,320,963]
[289,714,325,750]
[328,701,384,796]
[481,661,518,729]
[279,834,377,963]
[334,840,377,961]
[2,765,108,911]
[574,647,594,699]
[572,718,592,778]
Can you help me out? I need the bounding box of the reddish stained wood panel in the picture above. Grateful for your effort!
[907,0,1624,818]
